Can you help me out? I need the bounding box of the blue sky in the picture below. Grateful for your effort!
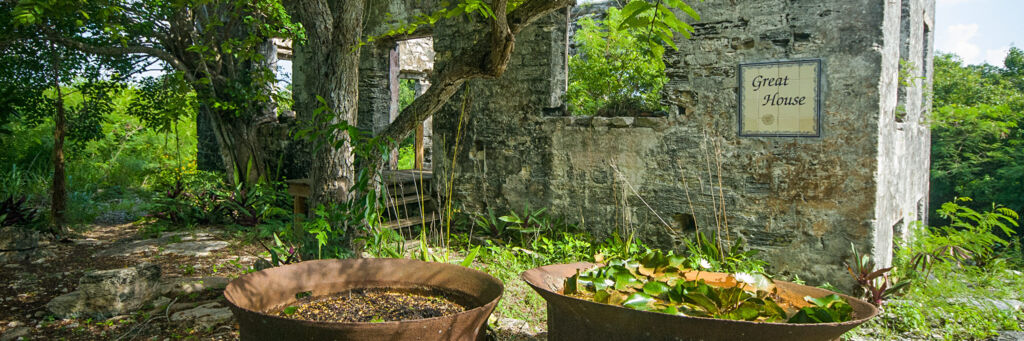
[935,0,1023,67]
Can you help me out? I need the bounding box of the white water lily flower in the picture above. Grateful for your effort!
[698,258,712,269]
[734,272,776,292]
[734,272,755,284]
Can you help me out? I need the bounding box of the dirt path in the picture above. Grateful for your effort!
[0,223,262,340]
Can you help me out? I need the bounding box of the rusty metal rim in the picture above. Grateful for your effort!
[225,258,504,327]
[522,261,879,327]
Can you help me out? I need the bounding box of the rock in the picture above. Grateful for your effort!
[167,232,214,242]
[160,241,229,257]
[951,298,1024,313]
[170,302,232,329]
[0,226,38,251]
[6,321,22,328]
[107,315,132,323]
[0,326,31,341]
[92,239,160,258]
[146,296,173,316]
[152,296,172,309]
[71,238,103,246]
[167,302,199,314]
[30,249,56,264]
[493,317,541,339]
[160,277,230,296]
[608,116,634,127]
[46,263,162,318]
[989,331,1024,341]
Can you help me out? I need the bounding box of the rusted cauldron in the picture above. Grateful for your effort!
[522,262,879,341]
[225,258,503,341]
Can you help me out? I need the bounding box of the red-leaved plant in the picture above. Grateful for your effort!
[845,244,911,306]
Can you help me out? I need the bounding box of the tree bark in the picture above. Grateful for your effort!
[49,42,66,234]
[195,105,225,172]
[287,0,366,209]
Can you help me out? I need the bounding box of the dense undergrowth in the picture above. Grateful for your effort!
[0,101,197,227]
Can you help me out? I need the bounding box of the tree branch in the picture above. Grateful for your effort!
[376,0,574,147]
[44,33,194,81]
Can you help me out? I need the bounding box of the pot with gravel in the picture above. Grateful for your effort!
[225,258,503,341]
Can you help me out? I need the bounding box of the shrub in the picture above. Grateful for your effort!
[1,195,41,228]
[567,6,668,116]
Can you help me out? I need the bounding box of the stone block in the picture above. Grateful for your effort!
[0,226,38,251]
[170,302,233,329]
[46,263,162,318]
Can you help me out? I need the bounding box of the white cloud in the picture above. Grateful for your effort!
[940,24,983,64]
[984,47,1010,67]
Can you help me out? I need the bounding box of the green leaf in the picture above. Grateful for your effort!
[622,292,655,310]
[617,0,654,30]
[460,246,481,267]
[684,292,719,314]
[642,281,672,298]
[661,305,684,316]
[735,302,760,321]
[282,306,298,315]
[666,0,701,21]
[614,272,642,290]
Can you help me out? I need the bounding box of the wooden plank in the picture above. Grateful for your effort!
[386,194,432,208]
[415,123,425,170]
[382,170,433,186]
[286,178,311,198]
[382,213,440,230]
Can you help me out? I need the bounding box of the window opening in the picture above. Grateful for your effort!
[566,1,669,117]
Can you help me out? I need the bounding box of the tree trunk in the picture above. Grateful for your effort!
[49,43,66,234]
[193,38,286,184]
[207,111,268,183]
[287,1,366,209]
[196,104,225,173]
[196,105,223,173]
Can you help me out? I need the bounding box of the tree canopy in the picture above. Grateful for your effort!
[930,49,1024,228]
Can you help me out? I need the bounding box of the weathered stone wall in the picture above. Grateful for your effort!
[431,8,569,215]
[431,0,935,288]
[357,45,398,136]
[877,0,935,264]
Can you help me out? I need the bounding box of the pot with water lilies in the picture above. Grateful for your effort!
[521,250,879,341]
[225,258,503,341]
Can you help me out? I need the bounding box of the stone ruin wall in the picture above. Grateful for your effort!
[430,0,935,288]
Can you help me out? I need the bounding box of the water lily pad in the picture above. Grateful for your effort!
[642,281,672,298]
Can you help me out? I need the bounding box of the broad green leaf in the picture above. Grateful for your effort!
[623,292,655,310]
[614,272,642,290]
[642,281,672,298]
[684,293,719,314]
